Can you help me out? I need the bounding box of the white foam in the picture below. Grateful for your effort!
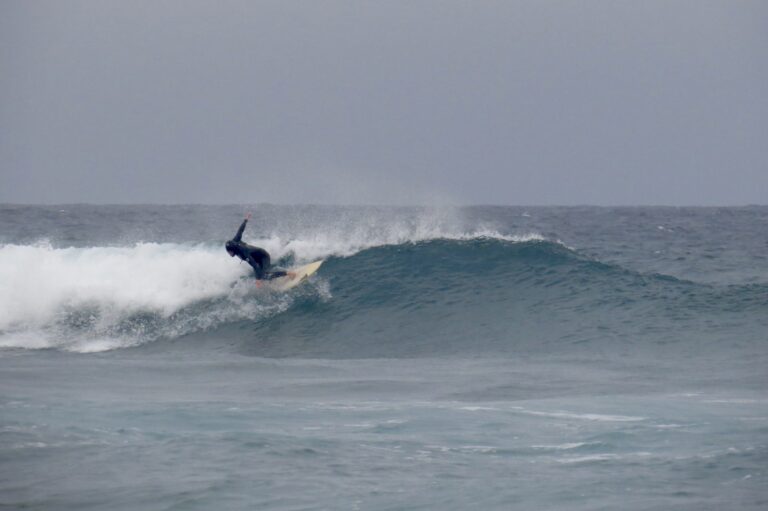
[532,442,594,450]
[703,398,763,404]
[0,242,243,328]
[459,406,501,412]
[0,242,287,351]
[557,452,654,464]
[458,445,498,453]
[519,409,645,422]
[556,454,620,464]
[0,331,53,350]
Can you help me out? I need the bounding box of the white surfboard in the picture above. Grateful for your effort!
[265,260,323,292]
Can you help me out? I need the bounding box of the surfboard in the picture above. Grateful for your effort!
[265,260,323,292]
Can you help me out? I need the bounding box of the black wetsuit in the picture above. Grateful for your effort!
[225,218,287,280]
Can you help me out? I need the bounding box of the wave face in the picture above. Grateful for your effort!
[241,238,767,358]
[0,205,766,355]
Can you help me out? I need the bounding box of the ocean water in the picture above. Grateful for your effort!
[1,204,766,510]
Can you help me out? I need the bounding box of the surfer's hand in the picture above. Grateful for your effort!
[255,280,262,288]
[245,212,252,220]
[287,271,297,279]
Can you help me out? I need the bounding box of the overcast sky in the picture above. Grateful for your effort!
[1,1,766,205]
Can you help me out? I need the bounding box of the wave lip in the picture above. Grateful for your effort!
[254,228,546,262]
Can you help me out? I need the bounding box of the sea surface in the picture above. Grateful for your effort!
[1,204,766,510]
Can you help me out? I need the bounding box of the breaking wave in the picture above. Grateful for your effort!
[1,224,764,355]
[0,226,540,352]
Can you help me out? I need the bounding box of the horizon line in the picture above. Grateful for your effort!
[1,202,766,209]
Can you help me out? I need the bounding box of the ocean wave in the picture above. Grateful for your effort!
[1,235,764,355]
[0,230,542,352]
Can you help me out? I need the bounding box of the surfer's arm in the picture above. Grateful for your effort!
[233,213,251,242]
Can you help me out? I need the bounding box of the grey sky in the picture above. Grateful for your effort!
[1,1,766,205]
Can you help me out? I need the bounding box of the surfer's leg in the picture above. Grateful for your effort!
[265,270,287,280]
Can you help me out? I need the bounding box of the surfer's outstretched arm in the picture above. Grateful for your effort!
[232,213,251,242]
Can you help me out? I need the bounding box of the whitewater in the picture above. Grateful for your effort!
[1,204,766,510]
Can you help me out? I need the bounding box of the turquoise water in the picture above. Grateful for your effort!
[1,205,766,510]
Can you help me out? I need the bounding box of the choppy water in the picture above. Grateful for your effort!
[1,205,766,510]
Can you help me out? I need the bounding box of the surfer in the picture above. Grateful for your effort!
[225,213,295,283]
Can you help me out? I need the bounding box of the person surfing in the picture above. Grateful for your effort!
[225,213,295,286]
